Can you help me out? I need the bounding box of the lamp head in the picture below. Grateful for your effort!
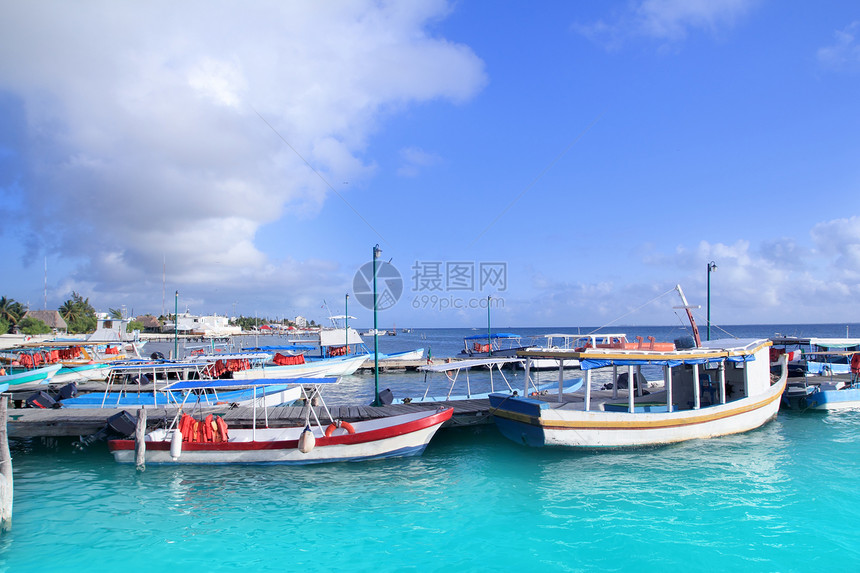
[373,244,382,259]
[708,261,717,272]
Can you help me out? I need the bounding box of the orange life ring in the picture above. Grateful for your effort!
[324,421,356,437]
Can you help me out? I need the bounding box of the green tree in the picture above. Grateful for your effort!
[59,292,97,334]
[127,320,144,333]
[18,316,51,335]
[109,307,124,319]
[0,297,26,331]
[0,316,10,335]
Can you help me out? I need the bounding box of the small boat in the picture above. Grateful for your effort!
[377,348,425,362]
[0,363,62,387]
[59,361,304,409]
[780,351,860,410]
[362,329,388,336]
[107,379,453,465]
[488,285,788,449]
[458,333,530,359]
[770,336,860,376]
[231,353,370,379]
[390,357,583,404]
[521,333,631,370]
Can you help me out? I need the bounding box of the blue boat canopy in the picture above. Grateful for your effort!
[464,333,520,340]
[580,353,755,370]
[242,345,316,351]
[165,376,338,390]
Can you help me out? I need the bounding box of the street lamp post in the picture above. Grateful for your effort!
[345,293,349,352]
[173,290,178,359]
[372,244,382,406]
[707,261,717,341]
[487,295,492,357]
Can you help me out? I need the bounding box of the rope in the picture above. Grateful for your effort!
[586,287,677,335]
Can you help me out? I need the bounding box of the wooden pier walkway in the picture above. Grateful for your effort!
[5,398,494,439]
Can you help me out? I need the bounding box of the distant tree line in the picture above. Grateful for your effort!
[0,294,316,335]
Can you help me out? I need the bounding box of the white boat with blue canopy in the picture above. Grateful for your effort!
[489,286,788,449]
[60,360,309,409]
[458,333,530,359]
[389,357,583,404]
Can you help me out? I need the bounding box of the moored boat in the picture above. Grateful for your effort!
[488,286,788,449]
[0,363,62,387]
[107,378,453,464]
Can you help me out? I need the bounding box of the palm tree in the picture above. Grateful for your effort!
[60,292,97,333]
[0,296,25,325]
[59,297,82,325]
[109,307,123,319]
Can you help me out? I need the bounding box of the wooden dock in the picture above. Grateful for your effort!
[5,398,494,439]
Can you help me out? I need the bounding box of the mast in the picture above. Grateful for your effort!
[674,285,701,348]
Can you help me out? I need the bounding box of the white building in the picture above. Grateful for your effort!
[163,312,242,337]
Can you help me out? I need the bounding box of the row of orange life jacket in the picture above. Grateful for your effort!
[177,413,229,443]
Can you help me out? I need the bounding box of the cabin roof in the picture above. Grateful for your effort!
[23,310,67,330]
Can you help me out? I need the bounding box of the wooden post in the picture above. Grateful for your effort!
[0,395,13,531]
[134,408,146,471]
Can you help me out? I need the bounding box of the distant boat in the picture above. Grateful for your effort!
[362,329,387,337]
[457,333,530,359]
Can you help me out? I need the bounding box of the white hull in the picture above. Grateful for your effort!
[546,382,783,447]
[231,354,369,379]
[109,409,451,464]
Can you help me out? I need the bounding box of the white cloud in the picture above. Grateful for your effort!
[397,146,443,177]
[520,218,860,326]
[818,22,860,70]
[574,0,757,49]
[0,1,486,312]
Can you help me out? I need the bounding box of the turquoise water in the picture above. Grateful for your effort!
[2,412,860,572]
[3,325,860,571]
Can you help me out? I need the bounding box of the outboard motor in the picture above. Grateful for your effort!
[377,388,394,406]
[55,382,78,400]
[77,410,138,448]
[150,351,165,360]
[26,391,58,409]
[674,335,696,349]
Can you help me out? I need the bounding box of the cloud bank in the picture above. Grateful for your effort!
[0,0,486,314]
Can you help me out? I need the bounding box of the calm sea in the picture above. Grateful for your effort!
[2,325,859,572]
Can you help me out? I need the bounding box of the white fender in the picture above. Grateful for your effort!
[170,429,182,460]
[298,426,315,454]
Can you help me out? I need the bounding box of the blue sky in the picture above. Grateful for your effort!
[1,0,859,329]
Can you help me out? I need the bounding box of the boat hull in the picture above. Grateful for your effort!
[803,386,860,410]
[231,354,369,379]
[108,408,452,464]
[0,363,62,386]
[489,377,786,449]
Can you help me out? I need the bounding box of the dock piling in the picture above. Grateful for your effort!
[134,408,146,471]
[1,396,13,531]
